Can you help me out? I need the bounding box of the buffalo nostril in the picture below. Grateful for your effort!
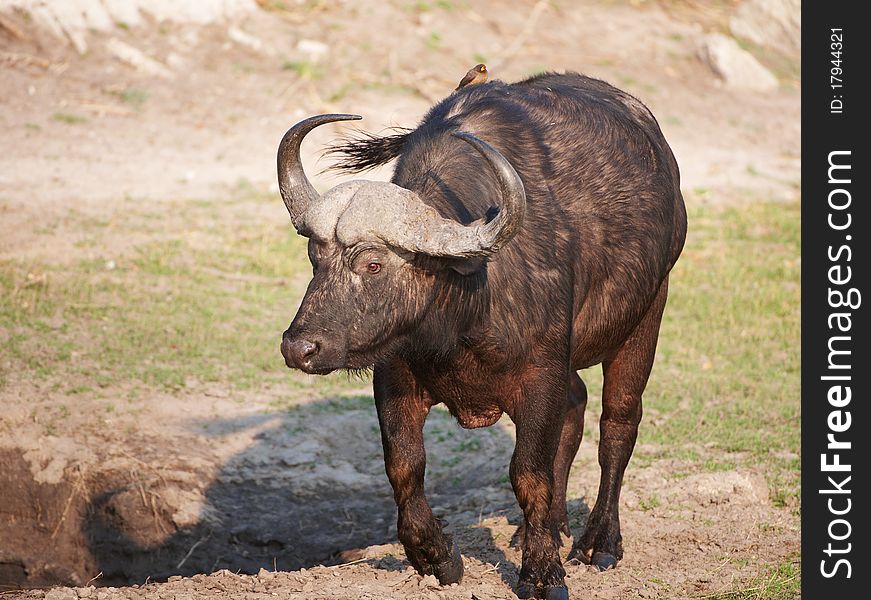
[282,337,320,368]
[294,339,319,359]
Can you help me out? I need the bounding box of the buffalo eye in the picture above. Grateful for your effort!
[366,262,382,275]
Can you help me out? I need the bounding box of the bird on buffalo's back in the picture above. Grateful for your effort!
[455,64,488,90]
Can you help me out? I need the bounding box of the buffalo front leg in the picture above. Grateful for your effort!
[569,278,669,571]
[374,361,463,585]
[552,373,587,537]
[511,368,571,600]
[512,372,586,548]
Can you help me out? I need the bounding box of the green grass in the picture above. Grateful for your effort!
[0,196,358,394]
[619,75,657,94]
[734,36,800,86]
[282,60,322,80]
[638,493,661,511]
[258,0,290,11]
[328,82,353,103]
[118,87,149,109]
[1,197,800,502]
[407,0,433,10]
[407,0,456,11]
[701,554,800,599]
[582,199,800,506]
[52,112,87,125]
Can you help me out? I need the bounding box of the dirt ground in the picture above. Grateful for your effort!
[1,1,799,598]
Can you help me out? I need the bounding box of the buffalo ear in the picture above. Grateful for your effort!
[409,251,485,276]
[440,255,486,276]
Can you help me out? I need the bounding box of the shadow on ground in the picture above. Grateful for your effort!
[82,395,524,586]
[1,394,595,590]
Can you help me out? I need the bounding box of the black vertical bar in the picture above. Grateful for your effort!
[802,2,868,597]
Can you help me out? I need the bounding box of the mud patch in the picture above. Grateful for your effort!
[0,449,94,589]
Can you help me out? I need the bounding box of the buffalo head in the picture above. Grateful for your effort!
[277,114,526,374]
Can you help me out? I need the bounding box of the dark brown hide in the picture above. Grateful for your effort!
[279,72,687,599]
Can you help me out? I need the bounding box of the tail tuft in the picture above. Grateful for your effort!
[324,128,412,173]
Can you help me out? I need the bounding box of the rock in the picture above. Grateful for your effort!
[21,437,94,484]
[361,543,398,559]
[677,471,769,506]
[419,574,440,589]
[166,52,188,69]
[160,486,207,528]
[296,39,329,62]
[698,33,779,92]
[310,460,372,489]
[228,26,264,53]
[275,438,323,467]
[76,587,95,598]
[730,0,800,57]
[105,38,174,79]
[1,1,257,53]
[45,588,78,600]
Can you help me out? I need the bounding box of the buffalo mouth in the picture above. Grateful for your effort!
[282,351,339,375]
[281,333,392,375]
[292,354,377,376]
[295,364,337,375]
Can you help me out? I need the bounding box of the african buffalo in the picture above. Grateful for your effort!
[277,71,686,599]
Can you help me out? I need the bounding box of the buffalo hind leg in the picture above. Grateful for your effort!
[374,360,463,584]
[568,278,669,571]
[512,373,586,549]
[511,368,571,600]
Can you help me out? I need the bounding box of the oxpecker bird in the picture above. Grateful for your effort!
[455,64,488,90]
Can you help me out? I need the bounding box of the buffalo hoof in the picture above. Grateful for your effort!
[565,546,591,565]
[517,583,569,599]
[590,552,617,571]
[433,544,464,585]
[516,581,536,599]
[543,585,569,600]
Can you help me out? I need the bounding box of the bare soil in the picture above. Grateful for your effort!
[1,1,799,598]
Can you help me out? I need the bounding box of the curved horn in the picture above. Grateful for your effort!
[337,132,526,258]
[450,132,526,253]
[277,113,361,232]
